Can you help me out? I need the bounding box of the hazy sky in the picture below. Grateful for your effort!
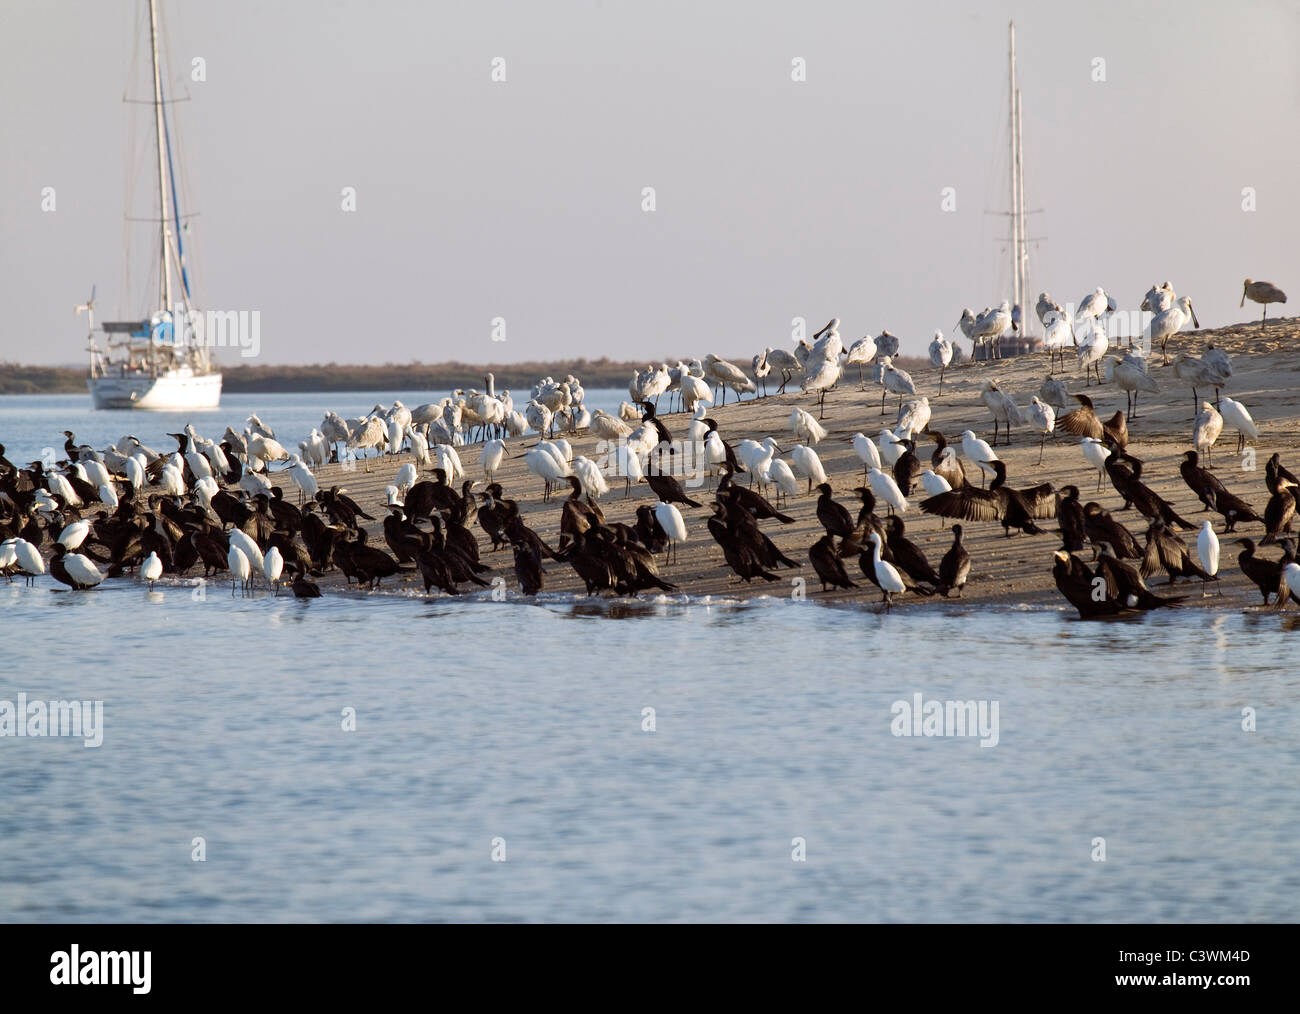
[3,0,1298,367]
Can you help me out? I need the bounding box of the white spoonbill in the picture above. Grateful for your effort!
[878,356,916,416]
[524,445,570,501]
[1193,401,1224,469]
[979,380,1025,446]
[1077,323,1109,386]
[844,334,878,388]
[1042,310,1073,374]
[1241,278,1287,327]
[928,331,953,393]
[1027,396,1056,466]
[800,358,841,418]
[1105,355,1159,418]
[1146,296,1199,364]
[140,551,163,590]
[1172,353,1227,417]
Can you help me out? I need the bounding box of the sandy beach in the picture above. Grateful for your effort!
[249,315,1300,611]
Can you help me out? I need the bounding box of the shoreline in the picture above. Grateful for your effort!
[12,314,1299,613]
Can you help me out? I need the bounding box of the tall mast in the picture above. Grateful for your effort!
[148,0,173,317]
[1015,85,1028,331]
[1008,21,1022,320]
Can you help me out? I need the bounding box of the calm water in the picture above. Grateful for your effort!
[1,579,1298,922]
[0,388,633,468]
[2,393,1299,922]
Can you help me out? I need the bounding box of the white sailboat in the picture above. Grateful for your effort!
[85,0,221,411]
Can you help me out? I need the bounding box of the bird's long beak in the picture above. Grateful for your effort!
[1240,284,1247,308]
[1189,301,1200,329]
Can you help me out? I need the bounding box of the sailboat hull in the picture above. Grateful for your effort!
[88,369,222,410]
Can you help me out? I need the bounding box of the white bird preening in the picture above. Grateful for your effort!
[1027,396,1056,466]
[57,520,90,550]
[789,407,827,446]
[844,334,878,388]
[1217,397,1258,453]
[1193,401,1224,469]
[867,531,906,611]
[979,380,1025,446]
[878,356,916,416]
[1042,310,1072,374]
[1196,521,1221,597]
[653,501,687,564]
[1172,352,1228,418]
[928,331,953,394]
[800,357,841,418]
[1146,296,1199,364]
[140,550,163,591]
[1077,322,1109,386]
[1074,287,1110,342]
[524,445,570,501]
[1105,354,1159,418]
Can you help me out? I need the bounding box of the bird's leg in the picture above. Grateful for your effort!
[1037,434,1046,466]
[880,389,887,415]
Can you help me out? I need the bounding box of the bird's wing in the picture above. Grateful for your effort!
[1019,483,1059,518]
[1056,410,1102,438]
[920,488,998,522]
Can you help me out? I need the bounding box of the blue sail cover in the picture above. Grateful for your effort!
[160,81,191,301]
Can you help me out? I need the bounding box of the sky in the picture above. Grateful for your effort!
[2,0,1298,367]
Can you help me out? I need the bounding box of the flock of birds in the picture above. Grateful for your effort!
[2,276,1297,615]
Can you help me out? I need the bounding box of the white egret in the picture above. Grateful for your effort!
[481,438,506,480]
[867,531,906,610]
[653,501,687,564]
[1218,397,1258,453]
[58,520,90,550]
[1080,437,1111,492]
[1196,521,1220,596]
[959,430,999,485]
[867,467,908,515]
[788,444,827,493]
[264,546,284,596]
[851,432,881,476]
[228,545,251,596]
